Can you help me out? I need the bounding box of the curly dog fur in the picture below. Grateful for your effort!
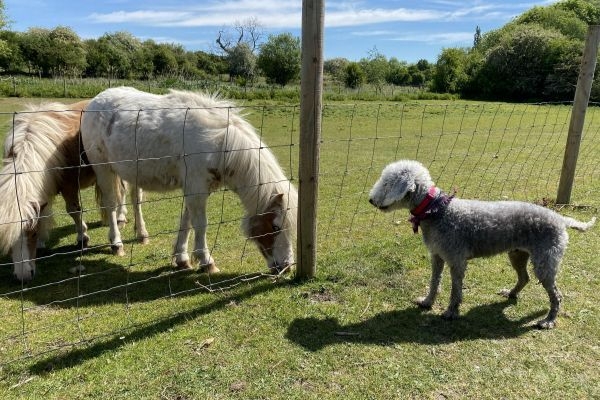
[369,160,596,329]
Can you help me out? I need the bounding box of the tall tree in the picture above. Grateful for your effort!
[0,30,22,72]
[257,33,301,86]
[344,62,365,89]
[0,0,11,67]
[215,18,262,82]
[226,43,256,83]
[215,17,263,55]
[48,26,86,77]
[85,32,141,79]
[19,28,53,77]
[360,47,389,93]
[431,47,469,93]
[474,26,482,47]
[0,0,8,30]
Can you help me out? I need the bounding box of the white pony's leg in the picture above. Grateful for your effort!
[130,185,149,244]
[96,168,125,256]
[173,207,192,269]
[116,180,128,228]
[12,230,37,283]
[185,194,218,273]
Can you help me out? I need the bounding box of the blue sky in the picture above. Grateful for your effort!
[5,0,559,63]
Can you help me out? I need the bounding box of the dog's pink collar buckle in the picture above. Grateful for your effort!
[409,186,453,233]
[410,186,438,217]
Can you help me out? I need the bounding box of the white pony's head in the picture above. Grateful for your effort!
[369,160,434,212]
[244,190,297,273]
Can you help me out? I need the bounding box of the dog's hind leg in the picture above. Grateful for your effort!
[531,248,563,329]
[499,250,530,299]
[416,253,444,309]
[537,279,562,329]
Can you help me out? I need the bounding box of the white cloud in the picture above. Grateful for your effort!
[389,31,474,44]
[88,10,193,24]
[85,0,553,29]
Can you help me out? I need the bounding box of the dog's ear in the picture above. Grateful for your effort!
[386,170,416,202]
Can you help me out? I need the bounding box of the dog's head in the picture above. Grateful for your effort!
[368,160,432,212]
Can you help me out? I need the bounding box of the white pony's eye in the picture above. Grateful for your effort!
[272,224,281,233]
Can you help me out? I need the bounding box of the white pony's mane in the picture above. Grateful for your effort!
[166,90,298,238]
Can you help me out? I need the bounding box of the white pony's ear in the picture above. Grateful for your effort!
[267,193,284,211]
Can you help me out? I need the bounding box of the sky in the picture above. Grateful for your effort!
[4,0,560,63]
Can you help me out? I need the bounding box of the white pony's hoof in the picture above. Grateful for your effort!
[111,244,125,256]
[200,263,220,274]
[175,260,193,270]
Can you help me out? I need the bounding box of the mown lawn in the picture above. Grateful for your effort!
[0,97,598,399]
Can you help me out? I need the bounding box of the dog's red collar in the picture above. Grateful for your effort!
[409,186,453,233]
[410,186,439,217]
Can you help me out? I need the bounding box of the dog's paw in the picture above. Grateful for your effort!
[536,319,556,330]
[498,288,517,299]
[414,297,433,309]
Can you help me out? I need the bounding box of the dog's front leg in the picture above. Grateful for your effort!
[416,253,444,309]
[442,261,466,320]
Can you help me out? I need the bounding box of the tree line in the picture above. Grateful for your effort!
[0,28,228,81]
[0,0,599,101]
[431,0,600,101]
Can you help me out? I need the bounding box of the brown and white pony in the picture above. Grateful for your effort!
[81,87,297,273]
[0,101,147,283]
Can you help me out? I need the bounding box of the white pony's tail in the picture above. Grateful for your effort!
[0,106,72,254]
[564,216,596,232]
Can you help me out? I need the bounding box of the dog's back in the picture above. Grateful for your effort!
[421,199,581,260]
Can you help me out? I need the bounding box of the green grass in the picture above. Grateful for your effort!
[0,97,598,399]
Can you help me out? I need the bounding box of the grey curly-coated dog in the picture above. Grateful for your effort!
[368,160,596,329]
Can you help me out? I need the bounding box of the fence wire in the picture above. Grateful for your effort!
[1,100,598,367]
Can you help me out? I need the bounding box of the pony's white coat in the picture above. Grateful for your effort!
[81,87,297,272]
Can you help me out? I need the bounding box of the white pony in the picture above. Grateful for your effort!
[0,101,147,283]
[81,87,297,273]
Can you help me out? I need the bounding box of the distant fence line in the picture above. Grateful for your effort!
[0,75,430,101]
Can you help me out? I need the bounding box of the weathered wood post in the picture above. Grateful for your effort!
[297,0,324,279]
[557,25,600,204]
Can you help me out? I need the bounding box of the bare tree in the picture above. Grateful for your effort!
[215,17,264,55]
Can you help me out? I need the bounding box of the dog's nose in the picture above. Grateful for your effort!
[369,198,375,206]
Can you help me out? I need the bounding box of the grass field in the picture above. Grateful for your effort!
[0,97,598,399]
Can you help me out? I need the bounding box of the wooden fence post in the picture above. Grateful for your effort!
[557,25,600,204]
[297,0,324,279]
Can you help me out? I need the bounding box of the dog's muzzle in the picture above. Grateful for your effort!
[369,198,389,210]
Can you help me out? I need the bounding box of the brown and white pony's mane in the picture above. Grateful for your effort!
[0,101,88,253]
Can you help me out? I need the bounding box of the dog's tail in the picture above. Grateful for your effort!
[564,216,596,232]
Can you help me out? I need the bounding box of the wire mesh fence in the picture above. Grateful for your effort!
[0,99,598,367]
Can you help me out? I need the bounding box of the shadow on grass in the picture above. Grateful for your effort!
[0,236,276,308]
[23,278,282,375]
[286,299,546,349]
[43,220,105,250]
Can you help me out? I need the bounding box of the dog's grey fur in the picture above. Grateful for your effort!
[369,160,596,329]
